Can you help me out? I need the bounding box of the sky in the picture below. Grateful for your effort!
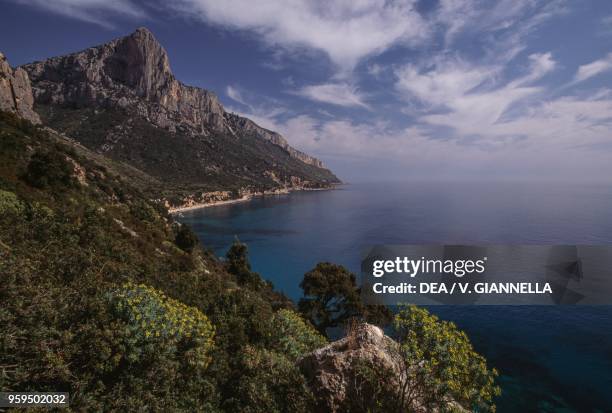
[1,0,612,183]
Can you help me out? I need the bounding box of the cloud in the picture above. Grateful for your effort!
[573,53,612,83]
[226,85,249,107]
[394,50,562,136]
[164,0,428,70]
[513,52,557,86]
[293,83,369,108]
[10,0,145,28]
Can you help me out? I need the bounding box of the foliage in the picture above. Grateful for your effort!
[267,309,327,361]
[393,305,501,412]
[0,189,25,216]
[298,262,392,334]
[0,111,499,413]
[230,346,316,413]
[24,148,75,189]
[342,359,404,413]
[225,239,265,287]
[36,105,340,199]
[175,223,199,253]
[108,282,215,368]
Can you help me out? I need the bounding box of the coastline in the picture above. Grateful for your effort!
[168,185,341,214]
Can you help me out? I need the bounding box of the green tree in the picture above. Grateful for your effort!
[393,305,500,412]
[175,223,199,253]
[24,149,75,188]
[298,262,392,334]
[225,239,263,286]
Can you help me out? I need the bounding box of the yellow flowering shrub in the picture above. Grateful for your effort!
[108,282,215,369]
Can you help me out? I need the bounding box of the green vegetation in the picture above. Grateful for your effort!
[298,262,393,334]
[0,111,498,412]
[340,306,500,413]
[0,111,316,411]
[23,148,76,189]
[393,305,500,412]
[267,309,327,361]
[108,282,215,368]
[35,105,340,202]
[175,223,200,253]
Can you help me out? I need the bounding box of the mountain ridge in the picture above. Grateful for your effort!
[21,27,329,170]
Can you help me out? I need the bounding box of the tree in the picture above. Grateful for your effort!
[175,224,199,253]
[392,305,500,412]
[298,262,392,334]
[226,239,263,286]
[24,149,75,188]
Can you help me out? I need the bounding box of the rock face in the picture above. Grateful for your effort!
[225,113,325,168]
[299,324,402,412]
[21,28,324,168]
[0,52,40,124]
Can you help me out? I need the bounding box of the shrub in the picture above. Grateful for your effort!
[175,224,199,253]
[24,149,75,189]
[0,189,24,216]
[268,309,326,360]
[108,282,215,369]
[393,305,500,412]
[232,346,316,413]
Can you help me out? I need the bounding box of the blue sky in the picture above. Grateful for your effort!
[1,0,612,182]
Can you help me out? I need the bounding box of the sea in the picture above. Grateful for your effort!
[177,181,612,413]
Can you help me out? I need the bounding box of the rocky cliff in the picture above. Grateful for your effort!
[21,28,326,169]
[0,52,40,124]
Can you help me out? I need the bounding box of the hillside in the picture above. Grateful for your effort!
[19,28,340,207]
[0,110,324,411]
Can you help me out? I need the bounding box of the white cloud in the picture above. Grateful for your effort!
[293,83,369,108]
[165,0,428,70]
[394,52,561,138]
[512,52,557,86]
[226,85,249,107]
[573,53,612,83]
[11,0,145,28]
[435,0,565,46]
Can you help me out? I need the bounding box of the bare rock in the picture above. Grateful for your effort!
[0,52,41,124]
[20,27,327,168]
[298,323,402,412]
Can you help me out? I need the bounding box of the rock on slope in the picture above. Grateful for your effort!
[20,27,337,194]
[299,323,467,413]
[0,53,40,124]
[299,323,402,412]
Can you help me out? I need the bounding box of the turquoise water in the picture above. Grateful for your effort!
[178,182,612,412]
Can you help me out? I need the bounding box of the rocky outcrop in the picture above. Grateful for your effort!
[22,28,224,134]
[299,323,466,413]
[0,52,40,124]
[21,27,326,168]
[299,324,402,412]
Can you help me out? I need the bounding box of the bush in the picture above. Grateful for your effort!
[268,309,326,360]
[108,282,215,369]
[24,149,75,189]
[393,305,500,412]
[175,224,199,253]
[232,346,316,413]
[0,189,24,216]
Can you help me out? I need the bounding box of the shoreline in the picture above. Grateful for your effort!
[168,185,341,214]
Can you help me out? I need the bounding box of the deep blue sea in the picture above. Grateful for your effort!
[178,181,612,413]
